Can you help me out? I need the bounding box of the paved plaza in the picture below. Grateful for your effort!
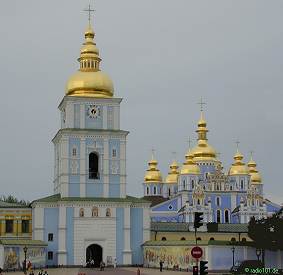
[2,267,197,275]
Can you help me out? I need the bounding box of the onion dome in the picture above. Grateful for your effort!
[190,112,217,162]
[247,157,262,184]
[229,150,249,176]
[144,157,163,183]
[180,151,201,175]
[165,161,179,184]
[66,24,114,98]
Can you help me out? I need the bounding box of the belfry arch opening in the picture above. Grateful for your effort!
[86,244,102,267]
[89,152,99,179]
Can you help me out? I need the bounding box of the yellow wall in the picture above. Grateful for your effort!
[0,209,32,238]
[151,231,250,242]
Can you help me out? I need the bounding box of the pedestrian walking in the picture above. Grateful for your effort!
[113,257,117,268]
[159,260,164,272]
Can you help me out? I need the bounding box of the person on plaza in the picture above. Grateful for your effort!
[113,257,117,268]
[90,258,95,268]
[100,261,105,271]
[29,270,34,275]
[0,267,2,275]
[43,271,48,275]
[159,260,164,272]
[38,269,43,275]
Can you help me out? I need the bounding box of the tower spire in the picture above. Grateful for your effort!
[84,4,95,28]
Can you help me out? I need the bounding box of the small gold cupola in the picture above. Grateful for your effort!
[66,21,114,98]
[191,111,217,161]
[144,155,163,183]
[247,154,262,184]
[180,151,201,175]
[229,149,249,176]
[165,160,179,184]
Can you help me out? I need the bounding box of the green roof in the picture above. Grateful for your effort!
[0,201,30,209]
[151,222,190,232]
[0,239,47,246]
[33,194,150,204]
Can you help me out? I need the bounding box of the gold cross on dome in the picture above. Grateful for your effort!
[151,148,156,159]
[188,137,192,149]
[235,140,240,150]
[84,4,95,26]
[197,97,206,112]
[250,150,254,158]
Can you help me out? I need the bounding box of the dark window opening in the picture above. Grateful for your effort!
[231,237,236,242]
[5,220,13,233]
[181,237,186,240]
[217,210,221,223]
[22,220,29,233]
[210,237,215,241]
[196,237,201,241]
[89,152,99,179]
[224,210,229,223]
[242,237,247,242]
[48,233,54,242]
[161,237,167,241]
[48,251,53,260]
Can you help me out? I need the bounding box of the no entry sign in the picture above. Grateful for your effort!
[191,246,203,259]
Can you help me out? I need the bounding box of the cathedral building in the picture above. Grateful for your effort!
[143,111,281,226]
[31,22,150,267]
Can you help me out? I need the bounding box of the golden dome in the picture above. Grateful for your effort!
[144,158,163,183]
[66,25,114,98]
[247,157,262,184]
[191,112,217,162]
[229,150,249,176]
[165,160,179,184]
[180,152,201,175]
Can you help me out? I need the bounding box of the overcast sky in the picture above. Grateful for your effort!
[0,1,282,204]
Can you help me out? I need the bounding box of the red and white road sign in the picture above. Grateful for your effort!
[191,246,203,259]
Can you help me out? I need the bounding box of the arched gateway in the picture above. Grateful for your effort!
[86,244,103,267]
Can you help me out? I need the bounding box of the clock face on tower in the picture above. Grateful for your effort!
[87,105,100,118]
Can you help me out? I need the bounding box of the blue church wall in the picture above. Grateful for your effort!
[109,175,120,197]
[109,139,120,160]
[199,164,215,176]
[116,208,124,265]
[152,197,178,212]
[74,104,80,128]
[66,207,74,265]
[266,202,280,213]
[69,138,81,197]
[85,104,103,129]
[85,138,103,197]
[44,208,59,266]
[130,208,143,265]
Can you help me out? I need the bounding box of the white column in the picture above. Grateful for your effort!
[33,207,44,241]
[103,105,108,129]
[60,137,69,197]
[103,139,109,197]
[123,207,132,264]
[80,138,86,197]
[58,206,67,265]
[80,104,85,129]
[120,140,126,198]
[66,102,74,128]
[113,105,120,130]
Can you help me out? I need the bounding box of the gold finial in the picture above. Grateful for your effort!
[197,97,206,112]
[250,150,254,159]
[84,4,95,27]
[151,148,156,160]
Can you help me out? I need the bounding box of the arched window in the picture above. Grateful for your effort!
[153,186,157,195]
[196,237,201,241]
[242,237,247,242]
[230,186,233,191]
[180,237,186,241]
[89,152,99,179]
[197,199,200,205]
[241,180,244,189]
[168,188,171,197]
[191,180,194,189]
[231,237,236,242]
[210,237,215,241]
[106,208,111,217]
[224,210,229,223]
[161,237,166,241]
[146,187,149,195]
[72,147,77,156]
[79,208,84,217]
[183,180,186,190]
[92,207,98,217]
[216,209,221,223]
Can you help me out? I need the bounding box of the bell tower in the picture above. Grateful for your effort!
[53,18,128,198]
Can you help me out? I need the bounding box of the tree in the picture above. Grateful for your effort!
[0,195,30,206]
[248,208,283,265]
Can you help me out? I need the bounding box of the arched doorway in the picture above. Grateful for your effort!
[86,244,103,267]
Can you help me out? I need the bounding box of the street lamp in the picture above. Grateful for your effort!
[230,239,236,267]
[256,248,261,262]
[23,246,28,274]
